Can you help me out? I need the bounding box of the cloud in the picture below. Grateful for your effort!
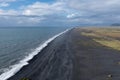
[0,3,9,7]
[62,0,120,25]
[0,0,16,2]
[65,0,120,15]
[0,0,16,8]
[0,1,70,26]
[0,0,120,26]
[22,2,67,16]
[0,9,20,15]
[67,14,76,18]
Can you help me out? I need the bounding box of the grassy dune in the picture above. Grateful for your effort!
[81,27,120,51]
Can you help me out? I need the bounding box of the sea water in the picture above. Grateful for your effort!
[0,27,69,80]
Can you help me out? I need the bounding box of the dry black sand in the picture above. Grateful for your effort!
[8,28,120,80]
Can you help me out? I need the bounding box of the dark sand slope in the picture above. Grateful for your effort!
[8,28,120,80]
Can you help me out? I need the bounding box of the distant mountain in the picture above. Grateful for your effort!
[111,23,120,26]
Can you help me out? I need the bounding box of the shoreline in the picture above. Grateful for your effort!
[8,28,73,80]
[0,29,70,80]
[6,28,120,80]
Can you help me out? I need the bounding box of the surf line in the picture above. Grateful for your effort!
[0,28,70,80]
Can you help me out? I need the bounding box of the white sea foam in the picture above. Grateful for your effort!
[0,29,69,80]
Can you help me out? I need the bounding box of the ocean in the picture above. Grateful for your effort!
[0,27,69,80]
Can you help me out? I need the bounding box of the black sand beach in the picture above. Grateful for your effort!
[8,28,120,80]
[8,29,74,80]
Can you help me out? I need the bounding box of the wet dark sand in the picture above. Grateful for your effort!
[8,28,120,80]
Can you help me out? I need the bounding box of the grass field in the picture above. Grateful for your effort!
[81,27,120,51]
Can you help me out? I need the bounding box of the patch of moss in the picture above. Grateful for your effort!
[81,28,120,51]
[93,39,120,51]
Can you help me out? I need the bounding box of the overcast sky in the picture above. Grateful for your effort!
[0,0,119,27]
